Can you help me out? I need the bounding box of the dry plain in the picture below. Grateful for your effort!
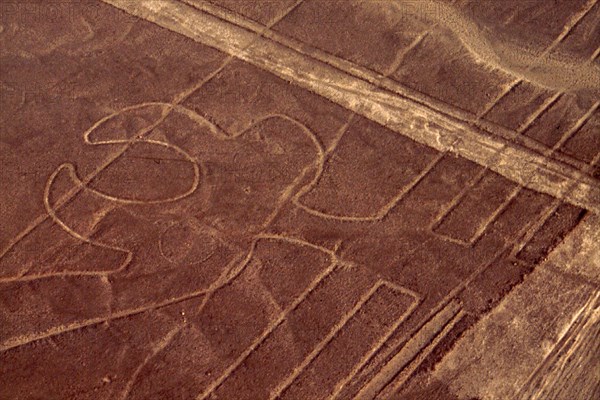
[0,1,599,399]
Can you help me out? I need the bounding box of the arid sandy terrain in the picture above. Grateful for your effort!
[1,1,599,399]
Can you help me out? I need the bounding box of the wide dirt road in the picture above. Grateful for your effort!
[1,1,598,399]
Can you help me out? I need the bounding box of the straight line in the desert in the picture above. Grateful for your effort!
[102,0,600,213]
[188,0,592,174]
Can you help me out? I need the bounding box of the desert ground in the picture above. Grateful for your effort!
[0,0,599,399]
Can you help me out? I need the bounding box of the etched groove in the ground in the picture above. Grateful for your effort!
[431,98,598,247]
[516,291,600,400]
[101,0,600,214]
[354,300,462,400]
[388,0,600,94]
[377,310,466,399]
[185,0,594,175]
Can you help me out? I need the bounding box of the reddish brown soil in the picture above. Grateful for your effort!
[1,1,598,399]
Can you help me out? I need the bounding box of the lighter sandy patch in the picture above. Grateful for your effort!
[389,0,600,94]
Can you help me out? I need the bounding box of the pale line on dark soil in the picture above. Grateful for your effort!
[101,0,600,213]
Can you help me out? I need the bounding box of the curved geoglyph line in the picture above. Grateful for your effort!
[103,0,600,215]
[292,152,446,222]
[80,138,201,205]
[82,102,227,144]
[1,103,201,280]
[195,235,342,400]
[157,218,220,266]
[197,232,421,400]
[1,100,327,287]
[0,102,179,262]
[82,103,201,205]
[291,135,460,222]
[29,104,205,274]
[43,163,133,275]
